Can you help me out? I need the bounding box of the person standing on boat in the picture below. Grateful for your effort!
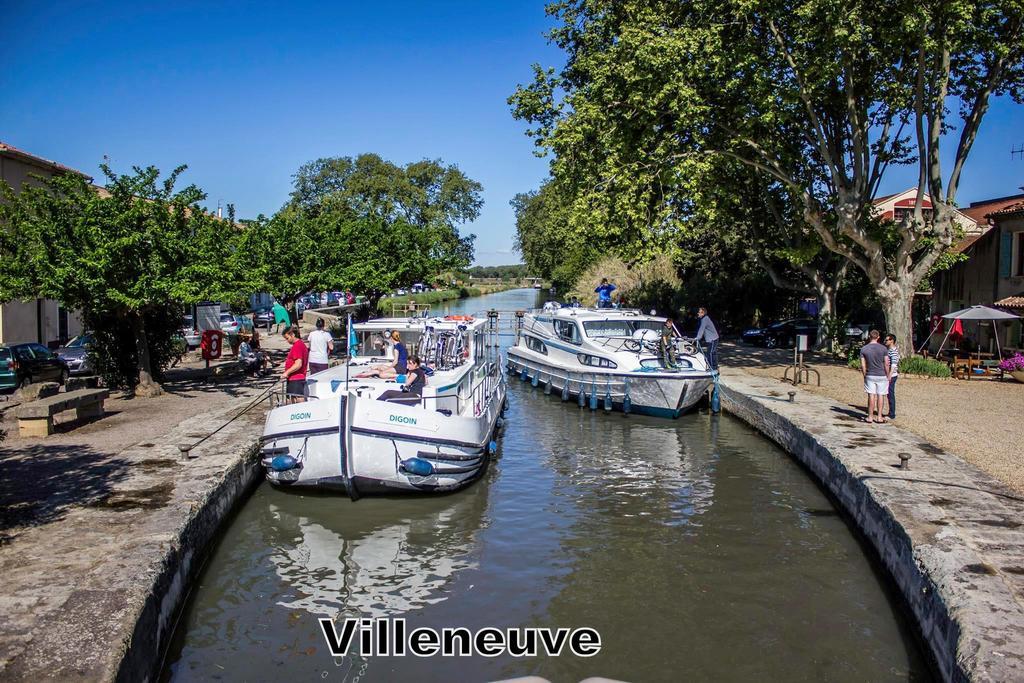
[595,278,617,308]
[377,355,426,404]
[695,307,720,371]
[307,318,334,375]
[281,325,309,402]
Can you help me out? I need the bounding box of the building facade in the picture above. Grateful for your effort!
[930,193,1024,353]
[0,142,86,347]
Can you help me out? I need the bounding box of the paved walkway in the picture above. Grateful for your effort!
[0,375,275,681]
[719,367,1024,682]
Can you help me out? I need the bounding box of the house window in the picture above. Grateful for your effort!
[893,207,933,225]
[1016,233,1024,277]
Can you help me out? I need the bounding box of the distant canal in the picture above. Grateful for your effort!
[163,289,931,682]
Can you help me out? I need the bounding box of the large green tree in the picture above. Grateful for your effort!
[511,180,600,289]
[0,165,253,395]
[512,0,1024,350]
[288,153,480,272]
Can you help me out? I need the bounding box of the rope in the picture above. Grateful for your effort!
[179,380,276,455]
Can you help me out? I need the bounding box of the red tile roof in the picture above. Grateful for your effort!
[962,194,1024,222]
[990,200,1024,218]
[0,141,91,179]
[994,295,1024,309]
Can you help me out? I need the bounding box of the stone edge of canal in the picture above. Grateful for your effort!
[119,438,265,683]
[718,369,1024,683]
[119,373,1023,683]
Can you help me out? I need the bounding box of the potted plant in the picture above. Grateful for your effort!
[998,353,1024,383]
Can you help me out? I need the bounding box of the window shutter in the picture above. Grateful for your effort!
[999,232,1013,277]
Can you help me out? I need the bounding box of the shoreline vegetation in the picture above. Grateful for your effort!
[381,283,520,314]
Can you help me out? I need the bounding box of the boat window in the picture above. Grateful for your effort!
[553,319,582,344]
[583,321,633,337]
[474,331,484,360]
[631,321,663,333]
[639,357,692,369]
[524,336,547,355]
[577,353,617,368]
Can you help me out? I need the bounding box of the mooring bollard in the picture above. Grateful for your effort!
[899,452,912,470]
[178,444,197,459]
[787,391,796,402]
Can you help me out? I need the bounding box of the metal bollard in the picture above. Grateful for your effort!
[787,391,796,402]
[898,452,912,470]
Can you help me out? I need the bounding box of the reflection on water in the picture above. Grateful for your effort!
[268,490,487,620]
[165,290,931,683]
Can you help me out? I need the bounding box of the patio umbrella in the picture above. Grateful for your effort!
[934,305,1021,361]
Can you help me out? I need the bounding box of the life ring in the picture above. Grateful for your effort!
[445,315,474,321]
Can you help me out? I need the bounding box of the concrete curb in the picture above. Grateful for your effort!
[718,371,1024,682]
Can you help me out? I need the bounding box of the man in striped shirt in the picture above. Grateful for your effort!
[884,334,900,420]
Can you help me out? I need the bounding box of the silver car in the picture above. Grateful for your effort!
[56,334,95,376]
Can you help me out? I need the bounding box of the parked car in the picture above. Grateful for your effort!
[220,312,242,335]
[0,342,69,389]
[742,318,818,348]
[180,316,200,348]
[56,334,95,376]
[252,308,274,330]
[0,346,16,391]
[395,288,408,296]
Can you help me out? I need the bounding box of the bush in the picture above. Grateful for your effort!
[898,356,951,378]
[847,357,861,370]
[570,254,682,313]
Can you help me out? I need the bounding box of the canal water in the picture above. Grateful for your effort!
[164,289,931,682]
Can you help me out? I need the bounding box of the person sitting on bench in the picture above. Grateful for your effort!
[377,355,426,405]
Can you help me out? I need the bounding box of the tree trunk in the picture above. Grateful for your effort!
[131,313,163,397]
[878,286,915,356]
[815,282,837,352]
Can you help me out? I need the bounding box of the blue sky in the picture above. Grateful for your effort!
[2,1,1022,266]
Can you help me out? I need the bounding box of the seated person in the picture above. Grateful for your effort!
[376,355,426,404]
[359,331,407,379]
[247,330,271,374]
[238,340,268,376]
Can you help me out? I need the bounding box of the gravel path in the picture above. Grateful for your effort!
[725,342,1024,494]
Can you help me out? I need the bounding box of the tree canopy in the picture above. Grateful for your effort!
[246,154,483,310]
[0,165,255,393]
[512,0,1024,348]
[288,153,480,272]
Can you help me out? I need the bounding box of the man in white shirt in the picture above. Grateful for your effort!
[307,317,334,375]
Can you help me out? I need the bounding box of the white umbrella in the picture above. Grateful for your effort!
[942,305,1021,321]
[929,305,1021,362]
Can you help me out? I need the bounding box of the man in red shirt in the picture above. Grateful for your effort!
[281,325,309,403]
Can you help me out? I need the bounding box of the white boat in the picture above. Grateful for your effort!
[506,307,714,418]
[260,315,506,496]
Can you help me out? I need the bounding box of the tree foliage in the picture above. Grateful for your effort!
[0,165,254,393]
[288,154,480,271]
[246,154,483,312]
[512,0,1024,350]
[511,181,600,289]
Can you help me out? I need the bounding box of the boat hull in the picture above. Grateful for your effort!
[260,381,507,495]
[506,348,712,418]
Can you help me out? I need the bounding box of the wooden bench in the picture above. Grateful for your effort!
[14,388,110,437]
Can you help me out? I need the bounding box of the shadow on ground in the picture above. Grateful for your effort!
[721,340,848,369]
[0,443,131,535]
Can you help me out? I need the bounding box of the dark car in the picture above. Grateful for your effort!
[742,318,818,349]
[0,342,69,390]
[56,334,95,376]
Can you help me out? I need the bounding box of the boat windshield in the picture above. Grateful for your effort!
[583,320,663,338]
